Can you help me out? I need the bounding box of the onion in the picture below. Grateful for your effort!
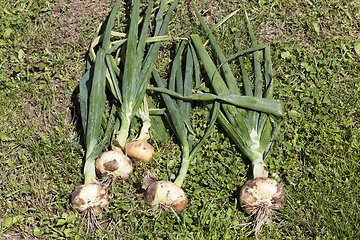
[71,182,109,214]
[125,137,155,163]
[95,149,134,184]
[71,182,109,232]
[239,177,285,238]
[140,171,187,214]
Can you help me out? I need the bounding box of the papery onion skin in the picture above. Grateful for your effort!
[239,177,285,215]
[143,180,188,214]
[95,150,133,181]
[71,182,109,214]
[125,138,155,163]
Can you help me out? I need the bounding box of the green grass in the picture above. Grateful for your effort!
[1,0,359,239]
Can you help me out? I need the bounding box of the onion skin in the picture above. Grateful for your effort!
[125,138,155,163]
[239,177,285,215]
[95,150,133,181]
[71,182,109,214]
[142,180,188,214]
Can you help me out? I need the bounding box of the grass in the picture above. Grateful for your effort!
[0,0,359,239]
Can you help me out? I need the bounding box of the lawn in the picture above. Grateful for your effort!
[0,0,359,239]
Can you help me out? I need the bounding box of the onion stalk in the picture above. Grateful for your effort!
[191,1,285,238]
[145,34,284,213]
[73,0,123,231]
[153,41,220,188]
[82,0,179,164]
[114,0,180,150]
[139,40,220,214]
[97,0,180,170]
[74,0,180,230]
[79,0,180,183]
[125,97,155,163]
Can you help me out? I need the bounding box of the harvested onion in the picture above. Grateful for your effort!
[125,136,154,163]
[71,182,109,214]
[239,177,285,238]
[95,148,133,183]
[71,182,109,232]
[140,171,187,214]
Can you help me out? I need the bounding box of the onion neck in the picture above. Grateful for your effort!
[253,162,268,178]
[138,118,151,140]
[84,160,97,184]
[174,142,190,187]
[137,96,151,140]
[249,128,268,178]
[116,111,132,149]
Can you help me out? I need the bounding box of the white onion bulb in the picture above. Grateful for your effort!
[239,177,285,238]
[95,150,133,182]
[140,172,187,214]
[240,177,285,214]
[71,182,109,214]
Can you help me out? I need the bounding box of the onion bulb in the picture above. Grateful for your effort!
[71,182,109,214]
[125,137,155,163]
[71,182,109,232]
[239,177,285,238]
[95,149,133,184]
[140,171,187,214]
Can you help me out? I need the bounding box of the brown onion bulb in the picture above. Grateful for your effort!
[95,150,133,182]
[125,138,155,163]
[71,182,109,214]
